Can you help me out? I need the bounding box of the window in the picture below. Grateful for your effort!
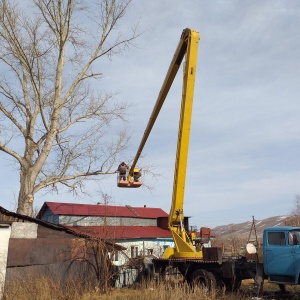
[147,248,153,256]
[113,251,119,261]
[131,246,139,258]
[288,230,300,245]
[268,232,286,246]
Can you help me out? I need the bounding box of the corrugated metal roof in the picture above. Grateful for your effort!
[67,226,172,239]
[0,206,125,250]
[39,202,168,219]
[0,206,75,232]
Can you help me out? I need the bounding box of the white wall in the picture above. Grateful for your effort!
[0,226,11,298]
[114,240,174,266]
[58,215,157,227]
[10,222,37,238]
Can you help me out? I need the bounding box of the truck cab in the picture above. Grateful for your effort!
[263,226,300,285]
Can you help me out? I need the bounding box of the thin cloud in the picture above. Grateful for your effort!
[1,1,300,227]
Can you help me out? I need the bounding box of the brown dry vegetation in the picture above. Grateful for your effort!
[3,276,300,300]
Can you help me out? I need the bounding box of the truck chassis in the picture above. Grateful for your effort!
[152,248,258,291]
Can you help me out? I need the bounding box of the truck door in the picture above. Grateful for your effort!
[264,231,295,277]
[288,230,300,281]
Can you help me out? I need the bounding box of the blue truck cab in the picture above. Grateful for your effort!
[263,226,300,285]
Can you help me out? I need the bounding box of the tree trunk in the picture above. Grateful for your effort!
[17,168,36,216]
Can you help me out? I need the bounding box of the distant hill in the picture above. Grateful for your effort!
[211,215,289,239]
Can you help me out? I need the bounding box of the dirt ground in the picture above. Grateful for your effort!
[240,280,300,300]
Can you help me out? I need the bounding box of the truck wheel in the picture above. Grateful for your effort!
[190,269,216,291]
[278,284,286,292]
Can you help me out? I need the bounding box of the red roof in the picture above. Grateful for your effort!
[41,202,168,219]
[67,226,172,239]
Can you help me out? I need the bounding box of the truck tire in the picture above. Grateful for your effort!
[278,284,286,292]
[190,269,216,291]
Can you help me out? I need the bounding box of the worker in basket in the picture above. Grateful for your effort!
[133,168,142,182]
[117,162,129,181]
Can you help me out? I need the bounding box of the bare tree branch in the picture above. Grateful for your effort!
[0,140,24,163]
[0,0,140,215]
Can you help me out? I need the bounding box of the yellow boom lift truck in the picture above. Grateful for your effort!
[120,28,300,294]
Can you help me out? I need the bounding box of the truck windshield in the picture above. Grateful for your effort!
[288,230,300,245]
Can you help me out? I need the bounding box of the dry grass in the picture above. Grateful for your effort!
[2,275,246,300]
[3,276,300,300]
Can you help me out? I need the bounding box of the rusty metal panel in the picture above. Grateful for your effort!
[5,260,99,289]
[157,217,168,230]
[202,247,222,263]
[37,224,73,238]
[7,238,75,267]
[71,239,87,260]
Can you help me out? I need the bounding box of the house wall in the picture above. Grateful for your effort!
[3,222,115,291]
[40,208,158,227]
[0,222,118,292]
[5,260,100,290]
[6,238,102,286]
[0,225,11,297]
[6,223,87,267]
[109,239,174,288]
[113,239,174,266]
[58,215,157,227]
[0,205,138,291]
[41,208,59,224]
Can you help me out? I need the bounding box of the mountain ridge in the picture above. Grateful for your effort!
[211,215,289,239]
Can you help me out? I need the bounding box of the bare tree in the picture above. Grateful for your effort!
[0,0,139,216]
[291,195,300,216]
[71,238,120,291]
[285,194,300,226]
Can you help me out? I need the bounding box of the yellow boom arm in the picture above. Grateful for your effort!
[131,28,202,259]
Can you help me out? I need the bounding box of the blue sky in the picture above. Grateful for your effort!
[1,0,300,227]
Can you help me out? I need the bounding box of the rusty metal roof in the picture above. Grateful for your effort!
[37,202,168,219]
[0,206,125,250]
[67,225,172,240]
[0,206,70,230]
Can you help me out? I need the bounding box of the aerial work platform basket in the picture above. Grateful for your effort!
[117,180,142,188]
[117,167,142,188]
